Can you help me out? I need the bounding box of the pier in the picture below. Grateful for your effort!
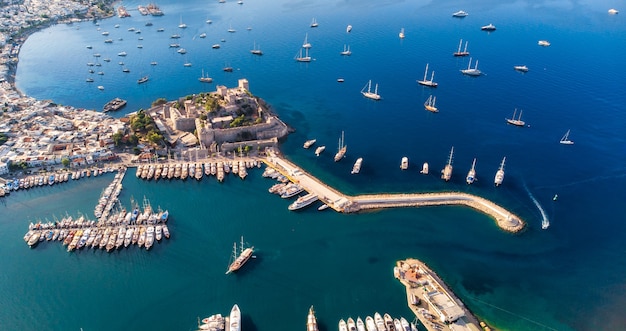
[264,150,525,233]
[395,258,490,331]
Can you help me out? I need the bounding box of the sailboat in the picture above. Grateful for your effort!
[250,42,263,55]
[461,57,482,76]
[494,157,506,186]
[340,44,351,56]
[310,18,319,28]
[506,109,526,127]
[560,129,574,145]
[226,236,254,274]
[295,45,311,62]
[453,39,470,57]
[334,131,347,162]
[361,80,381,100]
[302,33,312,48]
[198,69,213,83]
[417,63,438,87]
[441,146,454,181]
[307,306,319,331]
[178,15,187,29]
[227,24,236,33]
[399,28,405,39]
[424,95,438,112]
[466,158,477,184]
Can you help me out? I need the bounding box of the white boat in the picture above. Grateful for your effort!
[400,157,409,170]
[453,39,470,57]
[97,85,104,90]
[117,51,127,56]
[199,32,206,38]
[608,8,619,14]
[461,57,482,76]
[229,304,240,331]
[226,236,254,274]
[199,69,213,83]
[357,317,366,331]
[393,319,402,331]
[281,184,304,198]
[417,63,438,87]
[302,33,312,48]
[420,162,429,174]
[351,157,363,174]
[361,80,381,100]
[374,313,385,331]
[315,146,325,156]
[288,193,318,211]
[365,316,377,331]
[303,139,316,149]
[506,109,526,127]
[383,314,394,331]
[441,146,454,181]
[424,95,438,112]
[340,44,352,56]
[339,319,348,331]
[538,40,551,47]
[178,15,187,29]
[514,65,529,72]
[317,204,329,211]
[481,23,496,31]
[227,24,236,33]
[494,157,506,186]
[212,44,221,49]
[310,18,319,28]
[400,318,410,331]
[346,25,352,33]
[399,28,405,39]
[348,318,357,331]
[334,131,347,162]
[560,129,574,145]
[466,158,477,184]
[307,306,318,331]
[452,10,468,17]
[295,46,311,62]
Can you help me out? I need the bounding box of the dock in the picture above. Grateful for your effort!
[264,150,525,233]
[394,258,490,331]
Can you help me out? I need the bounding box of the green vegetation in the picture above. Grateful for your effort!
[129,110,164,146]
[151,98,167,107]
[8,161,27,172]
[0,132,7,146]
[61,158,70,168]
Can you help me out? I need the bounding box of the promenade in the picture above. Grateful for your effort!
[264,151,525,233]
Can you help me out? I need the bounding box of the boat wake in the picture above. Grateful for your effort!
[524,183,549,230]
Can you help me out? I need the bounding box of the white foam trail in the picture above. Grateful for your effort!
[524,183,549,230]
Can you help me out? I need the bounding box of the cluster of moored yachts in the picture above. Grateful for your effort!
[94,168,125,219]
[263,167,323,211]
[23,203,170,252]
[0,167,120,195]
[135,159,262,182]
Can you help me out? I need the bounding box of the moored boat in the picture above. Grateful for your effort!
[351,157,363,174]
[226,236,254,274]
[303,139,316,149]
[288,193,318,211]
[315,146,325,156]
[229,304,241,331]
[307,306,318,331]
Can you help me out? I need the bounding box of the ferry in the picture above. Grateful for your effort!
[307,306,318,331]
[351,157,363,174]
[226,237,254,274]
[288,193,318,211]
[103,97,127,112]
[315,146,325,156]
[400,157,409,170]
[303,139,316,149]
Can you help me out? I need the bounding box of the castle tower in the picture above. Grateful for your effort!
[238,78,249,91]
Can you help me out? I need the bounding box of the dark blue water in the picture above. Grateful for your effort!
[4,0,626,330]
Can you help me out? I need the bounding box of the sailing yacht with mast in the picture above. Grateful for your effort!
[334,131,347,162]
[453,39,470,57]
[560,129,574,145]
[506,109,526,126]
[461,57,482,76]
[340,44,352,56]
[295,44,311,62]
[198,69,213,83]
[494,157,506,186]
[424,95,438,112]
[226,236,254,274]
[302,33,312,48]
[441,146,454,181]
[310,18,318,28]
[250,42,263,55]
[361,80,381,100]
[417,63,438,87]
[466,158,477,184]
[178,15,187,29]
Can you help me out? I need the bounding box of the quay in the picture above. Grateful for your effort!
[264,150,525,233]
[394,258,490,331]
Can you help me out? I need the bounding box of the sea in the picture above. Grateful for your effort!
[4,0,626,330]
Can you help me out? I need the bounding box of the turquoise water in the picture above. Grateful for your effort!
[4,0,626,330]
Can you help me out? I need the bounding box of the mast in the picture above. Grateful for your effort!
[423,63,429,81]
[463,41,468,52]
[240,236,244,254]
[430,71,435,82]
[457,39,462,52]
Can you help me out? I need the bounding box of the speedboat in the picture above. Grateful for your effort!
[538,40,551,47]
[514,65,529,72]
[452,10,468,17]
[481,23,496,31]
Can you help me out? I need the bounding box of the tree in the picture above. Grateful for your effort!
[151,98,167,107]
[112,131,123,146]
[61,158,70,168]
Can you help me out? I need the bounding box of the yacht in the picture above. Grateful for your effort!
[514,65,529,72]
[365,316,377,331]
[339,319,348,331]
[226,237,254,274]
[117,51,127,56]
[303,139,316,149]
[357,317,366,331]
[466,158,477,184]
[288,193,319,211]
[229,304,241,331]
[384,314,395,331]
[348,318,357,331]
[538,40,551,47]
[374,313,386,331]
[481,23,496,31]
[608,8,619,14]
[137,76,149,84]
[399,28,405,39]
[315,146,325,156]
[461,57,482,76]
[280,184,304,198]
[400,157,409,170]
[351,157,363,174]
[424,95,438,112]
[361,80,381,100]
[420,162,429,174]
[494,157,506,186]
[340,44,352,56]
[452,10,468,17]
[334,131,347,162]
[307,306,318,331]
[453,39,470,57]
[417,63,438,87]
[506,109,526,127]
[441,146,454,181]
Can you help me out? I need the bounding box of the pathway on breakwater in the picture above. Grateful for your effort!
[264,150,525,233]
